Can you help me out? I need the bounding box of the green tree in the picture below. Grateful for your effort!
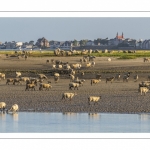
[73,39,78,46]
[79,39,88,46]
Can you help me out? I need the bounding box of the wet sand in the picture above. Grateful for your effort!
[1,55,150,113]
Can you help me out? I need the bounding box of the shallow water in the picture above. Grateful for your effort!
[1,112,150,133]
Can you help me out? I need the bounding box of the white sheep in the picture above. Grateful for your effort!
[7,104,19,113]
[62,92,77,100]
[108,58,111,61]
[88,96,101,105]
[139,87,149,96]
[16,71,21,78]
[0,73,5,80]
[69,82,80,90]
[0,102,6,112]
[39,82,52,91]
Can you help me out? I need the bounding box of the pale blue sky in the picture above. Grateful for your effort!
[0,17,149,43]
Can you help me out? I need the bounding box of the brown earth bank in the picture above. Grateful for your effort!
[1,55,150,113]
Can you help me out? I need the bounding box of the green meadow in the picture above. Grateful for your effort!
[1,50,150,59]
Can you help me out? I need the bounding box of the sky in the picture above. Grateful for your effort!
[0,17,150,43]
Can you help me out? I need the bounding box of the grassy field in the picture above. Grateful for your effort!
[1,49,150,59]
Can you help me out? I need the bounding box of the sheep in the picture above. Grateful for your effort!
[95,74,102,79]
[13,78,22,85]
[46,60,49,64]
[71,64,82,69]
[20,77,30,82]
[69,74,75,82]
[91,79,101,86]
[91,61,95,67]
[54,73,60,77]
[123,75,130,82]
[73,78,85,86]
[106,76,115,84]
[69,82,81,90]
[51,59,55,64]
[134,74,138,82]
[138,87,149,96]
[89,56,95,61]
[62,92,77,100]
[143,57,150,62]
[39,82,52,91]
[108,58,111,61]
[81,71,84,76]
[54,76,59,83]
[0,102,6,112]
[25,83,36,91]
[139,81,150,88]
[70,69,76,76]
[88,96,101,105]
[16,71,21,78]
[0,73,5,80]
[6,78,14,85]
[56,64,63,69]
[52,64,56,69]
[7,104,19,113]
[86,62,91,67]
[37,74,47,79]
[115,73,121,81]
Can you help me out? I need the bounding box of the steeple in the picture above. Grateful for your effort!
[122,32,124,38]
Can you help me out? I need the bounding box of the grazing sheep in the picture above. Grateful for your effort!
[108,58,111,61]
[0,102,6,112]
[88,96,101,105]
[54,76,59,83]
[0,73,5,80]
[81,71,84,76]
[89,56,95,61]
[134,74,138,82]
[13,78,22,85]
[25,83,36,91]
[139,87,149,96]
[69,82,81,90]
[91,61,95,67]
[51,59,55,63]
[70,69,76,76]
[62,92,77,100]
[7,104,18,113]
[20,77,30,82]
[123,75,130,82]
[37,74,47,79]
[16,71,21,78]
[96,74,102,79]
[115,73,121,81]
[6,78,14,85]
[69,74,75,82]
[46,60,49,64]
[143,57,150,62]
[71,64,82,69]
[86,62,91,67]
[39,82,52,91]
[139,81,150,88]
[73,78,85,86]
[91,79,101,86]
[106,77,115,84]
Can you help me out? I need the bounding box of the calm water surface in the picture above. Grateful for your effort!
[0,112,150,133]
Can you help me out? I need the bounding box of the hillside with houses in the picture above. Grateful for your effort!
[0,33,150,50]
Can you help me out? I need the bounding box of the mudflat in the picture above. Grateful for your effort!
[0,55,150,113]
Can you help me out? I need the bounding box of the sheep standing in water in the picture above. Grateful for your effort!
[0,102,6,112]
[7,104,19,113]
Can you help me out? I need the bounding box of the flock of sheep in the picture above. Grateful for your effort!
[1,54,150,114]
